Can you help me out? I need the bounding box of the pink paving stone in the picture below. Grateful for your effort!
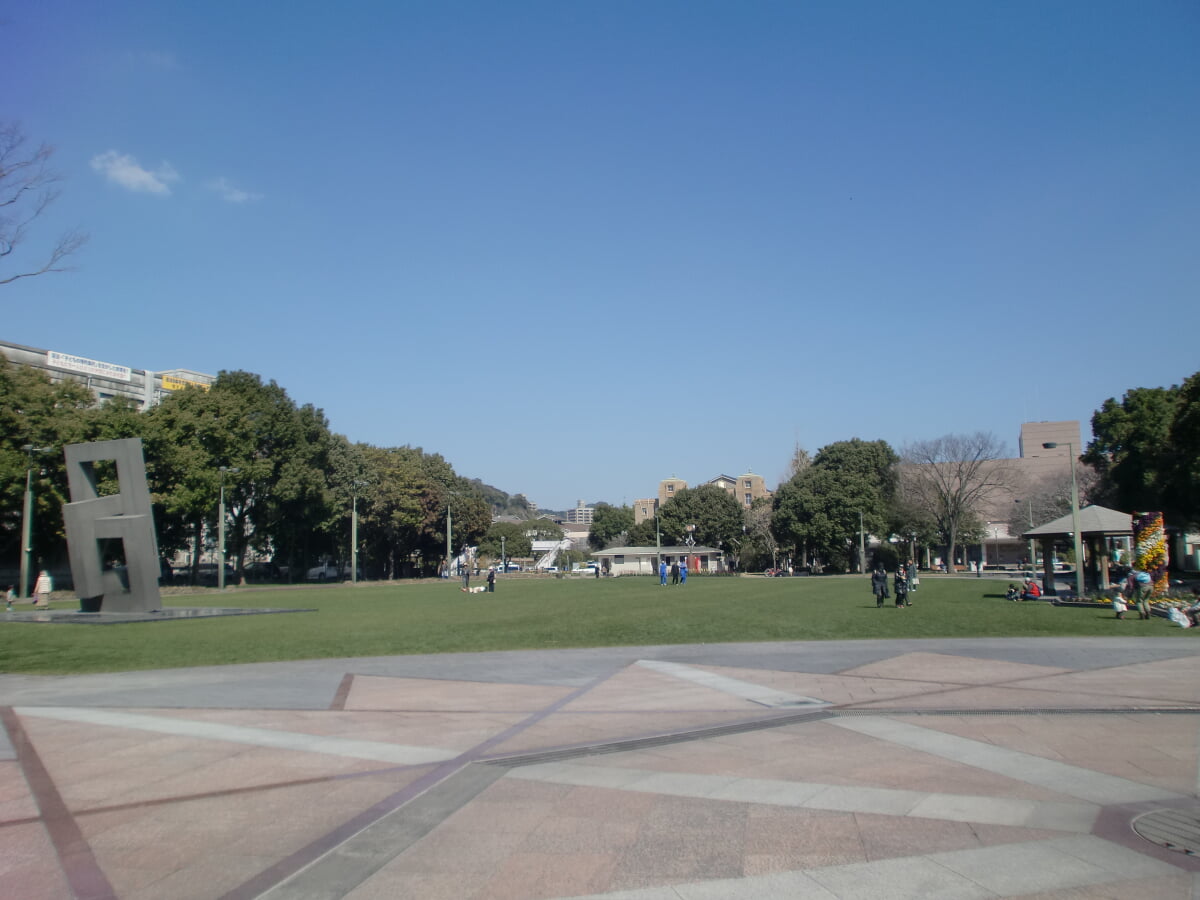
[387,825,530,874]
[742,807,867,871]
[519,814,642,854]
[559,784,660,821]
[345,675,575,711]
[476,850,618,900]
[1006,874,1194,898]
[120,852,281,900]
[852,810,998,860]
[77,772,425,896]
[604,824,747,890]
[850,682,1190,710]
[576,720,1081,802]
[563,665,763,712]
[0,761,40,821]
[490,709,771,755]
[343,870,493,900]
[679,664,962,706]
[836,651,1070,683]
[891,713,1198,795]
[1028,657,1200,706]
[0,821,73,899]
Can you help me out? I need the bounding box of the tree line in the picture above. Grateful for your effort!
[0,360,505,582]
[588,369,1200,573]
[4,354,1196,581]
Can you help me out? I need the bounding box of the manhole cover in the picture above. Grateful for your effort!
[1132,808,1200,855]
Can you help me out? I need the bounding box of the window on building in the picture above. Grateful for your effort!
[614,555,624,565]
[744,493,752,506]
[744,480,752,488]
[667,484,674,492]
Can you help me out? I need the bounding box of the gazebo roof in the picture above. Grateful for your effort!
[1023,505,1132,539]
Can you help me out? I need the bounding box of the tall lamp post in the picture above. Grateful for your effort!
[217,466,240,592]
[856,510,866,574]
[19,444,52,599]
[500,535,506,571]
[351,480,368,584]
[1043,442,1085,598]
[1015,498,1035,571]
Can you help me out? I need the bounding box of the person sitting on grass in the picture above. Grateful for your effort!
[1005,583,1020,602]
[1020,578,1042,601]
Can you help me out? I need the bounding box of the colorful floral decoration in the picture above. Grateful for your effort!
[1132,511,1169,597]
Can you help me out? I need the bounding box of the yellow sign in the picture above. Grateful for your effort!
[161,376,210,392]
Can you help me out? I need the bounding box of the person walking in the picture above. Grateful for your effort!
[461,561,470,591]
[679,558,688,585]
[659,559,668,586]
[1126,569,1153,619]
[895,567,910,607]
[33,570,53,608]
[670,561,680,585]
[906,560,919,599]
[5,585,14,611]
[486,567,496,593]
[871,566,888,608]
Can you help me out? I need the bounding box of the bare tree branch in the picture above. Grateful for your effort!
[0,122,88,286]
[901,432,1016,567]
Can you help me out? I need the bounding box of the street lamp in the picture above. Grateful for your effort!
[500,535,506,571]
[217,466,240,591]
[19,444,52,599]
[856,510,866,574]
[1043,442,1085,598]
[1015,498,1035,571]
[351,480,368,584]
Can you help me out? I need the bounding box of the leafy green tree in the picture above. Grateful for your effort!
[1084,384,1181,519]
[773,438,899,571]
[478,520,533,560]
[0,356,93,567]
[355,444,427,578]
[1167,371,1200,527]
[657,485,744,552]
[148,371,336,582]
[588,502,633,550]
[627,517,659,547]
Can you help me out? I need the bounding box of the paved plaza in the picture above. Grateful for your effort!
[3,636,1200,899]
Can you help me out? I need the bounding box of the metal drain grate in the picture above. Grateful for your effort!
[1132,807,1200,856]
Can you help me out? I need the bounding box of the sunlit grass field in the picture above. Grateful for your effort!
[2,573,1191,675]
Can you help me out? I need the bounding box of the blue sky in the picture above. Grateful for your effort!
[5,1,1198,511]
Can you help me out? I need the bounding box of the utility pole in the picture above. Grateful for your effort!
[19,444,52,599]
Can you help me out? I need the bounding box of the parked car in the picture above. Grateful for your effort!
[497,562,520,572]
[544,566,559,573]
[244,561,282,581]
[306,563,363,581]
[306,563,343,581]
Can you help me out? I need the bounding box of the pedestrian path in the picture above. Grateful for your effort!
[2,637,1200,899]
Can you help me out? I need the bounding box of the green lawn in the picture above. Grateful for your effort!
[2,574,1191,675]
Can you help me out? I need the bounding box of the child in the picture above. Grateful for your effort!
[1112,586,1128,620]
[1005,583,1020,602]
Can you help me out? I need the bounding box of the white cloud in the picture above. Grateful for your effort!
[90,151,179,195]
[206,177,263,204]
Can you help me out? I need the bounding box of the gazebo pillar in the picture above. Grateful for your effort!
[1039,537,1056,595]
